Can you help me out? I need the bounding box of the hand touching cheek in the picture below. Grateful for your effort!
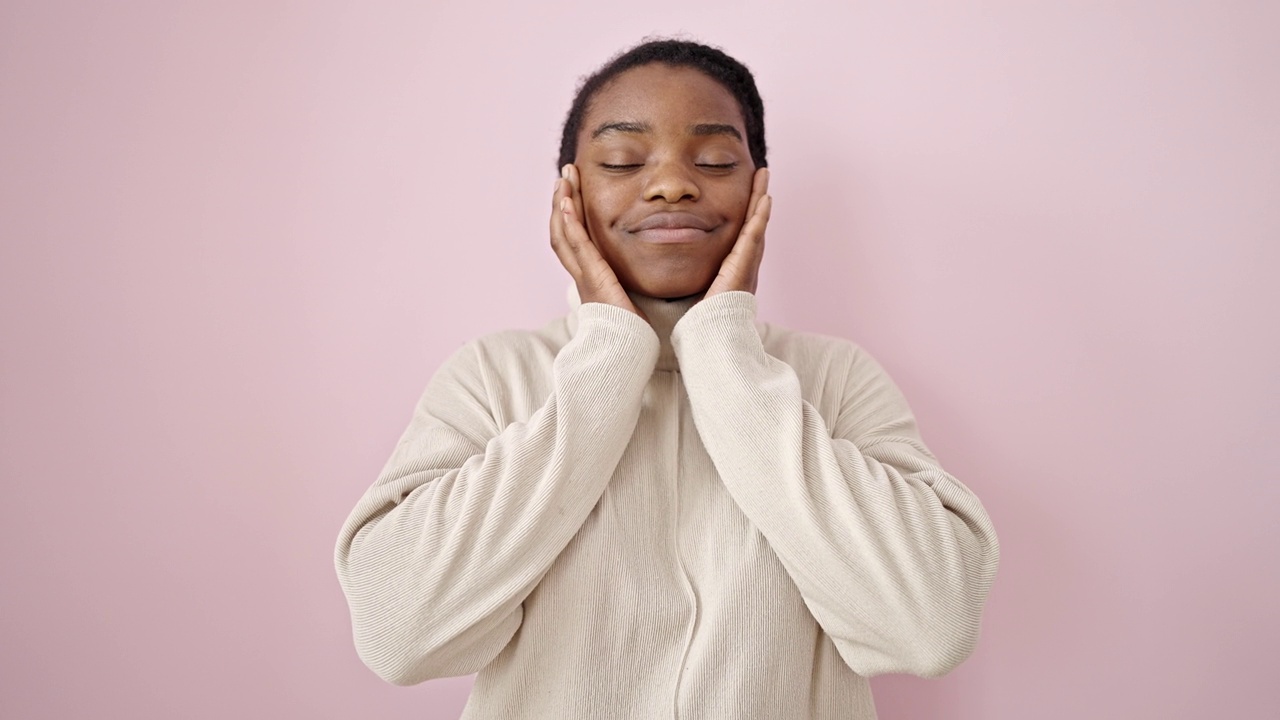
[549,164,645,319]
[705,167,771,298]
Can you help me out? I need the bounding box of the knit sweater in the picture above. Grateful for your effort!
[334,288,1000,719]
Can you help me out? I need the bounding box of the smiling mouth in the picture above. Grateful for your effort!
[627,210,716,243]
[631,227,712,244]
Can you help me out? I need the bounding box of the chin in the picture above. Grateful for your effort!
[627,272,715,300]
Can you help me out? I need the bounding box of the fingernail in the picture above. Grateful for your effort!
[561,165,570,179]
[560,197,570,213]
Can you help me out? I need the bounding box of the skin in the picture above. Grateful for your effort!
[548,64,772,318]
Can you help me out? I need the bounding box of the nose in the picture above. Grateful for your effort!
[642,159,700,203]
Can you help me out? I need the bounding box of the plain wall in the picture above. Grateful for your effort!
[2,1,1277,718]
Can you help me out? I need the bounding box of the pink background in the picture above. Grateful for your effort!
[2,1,1277,718]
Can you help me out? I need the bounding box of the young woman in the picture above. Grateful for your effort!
[335,39,999,719]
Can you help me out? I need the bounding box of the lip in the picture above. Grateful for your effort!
[632,227,711,244]
[628,211,716,244]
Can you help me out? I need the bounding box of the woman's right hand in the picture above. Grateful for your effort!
[550,163,645,320]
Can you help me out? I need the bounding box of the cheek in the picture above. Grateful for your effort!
[725,185,754,234]
[738,174,756,210]
[582,186,628,235]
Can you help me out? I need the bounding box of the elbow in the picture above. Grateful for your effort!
[833,605,986,679]
[359,645,433,687]
[844,588,991,679]
[910,514,999,677]
[861,614,982,679]
[907,565,996,677]
[357,641,481,687]
[907,618,981,678]
[335,527,471,685]
[347,606,440,686]
[352,624,482,686]
[347,602,523,686]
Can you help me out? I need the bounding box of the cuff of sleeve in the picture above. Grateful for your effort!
[572,301,661,367]
[670,291,763,362]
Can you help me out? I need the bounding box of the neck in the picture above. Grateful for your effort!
[630,290,702,371]
[565,284,702,372]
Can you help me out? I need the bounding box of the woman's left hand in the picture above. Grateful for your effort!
[705,167,772,298]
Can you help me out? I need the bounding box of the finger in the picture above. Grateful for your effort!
[719,193,771,289]
[559,164,600,267]
[550,176,570,229]
[559,193,608,273]
[564,163,586,224]
[744,166,770,222]
[742,193,771,270]
[727,191,772,263]
[745,192,772,240]
[560,194,626,297]
[718,172,767,272]
[549,176,562,235]
[550,180,583,277]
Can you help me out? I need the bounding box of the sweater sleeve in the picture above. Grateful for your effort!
[670,291,999,679]
[334,303,659,686]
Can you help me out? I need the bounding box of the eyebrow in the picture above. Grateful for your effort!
[589,121,744,142]
[689,123,743,141]
[590,121,651,139]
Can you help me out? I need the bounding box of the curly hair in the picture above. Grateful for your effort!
[556,38,768,171]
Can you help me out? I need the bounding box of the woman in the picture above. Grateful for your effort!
[335,38,999,719]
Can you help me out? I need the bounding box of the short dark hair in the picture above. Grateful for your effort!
[556,38,768,171]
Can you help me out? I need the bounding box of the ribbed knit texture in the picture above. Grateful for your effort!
[334,289,999,719]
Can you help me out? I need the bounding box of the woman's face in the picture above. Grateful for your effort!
[575,64,757,299]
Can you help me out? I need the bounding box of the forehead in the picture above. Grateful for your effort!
[582,64,745,131]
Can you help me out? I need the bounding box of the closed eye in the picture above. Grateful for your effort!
[600,162,739,171]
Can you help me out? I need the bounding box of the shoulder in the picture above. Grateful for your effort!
[760,321,866,371]
[440,316,571,386]
[761,321,922,443]
[418,317,570,431]
[470,319,568,358]
[759,321,902,398]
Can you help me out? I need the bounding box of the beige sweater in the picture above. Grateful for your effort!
[334,289,999,719]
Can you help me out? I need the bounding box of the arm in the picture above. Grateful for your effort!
[334,305,658,685]
[336,164,649,686]
[670,291,1000,678]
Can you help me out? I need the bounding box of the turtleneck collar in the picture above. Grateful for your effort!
[564,283,701,372]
